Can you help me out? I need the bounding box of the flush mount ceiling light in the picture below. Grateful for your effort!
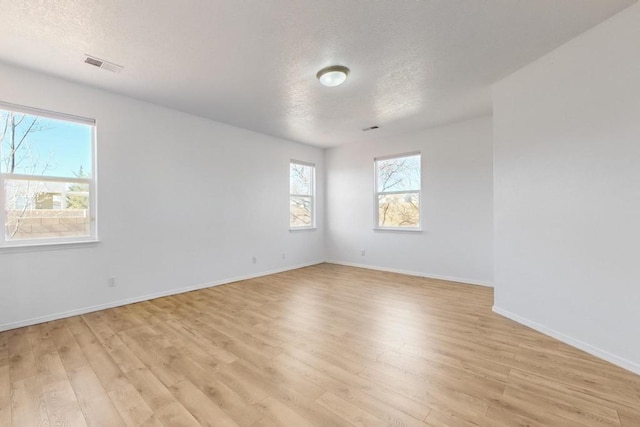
[316,65,350,87]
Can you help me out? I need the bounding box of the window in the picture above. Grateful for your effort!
[0,102,96,246]
[375,152,421,229]
[289,161,315,229]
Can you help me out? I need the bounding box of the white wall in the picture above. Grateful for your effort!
[325,117,494,286]
[0,62,324,331]
[493,3,640,374]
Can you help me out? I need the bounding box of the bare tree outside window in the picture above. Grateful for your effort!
[1,111,53,237]
[0,104,95,245]
[375,153,421,228]
[290,161,315,228]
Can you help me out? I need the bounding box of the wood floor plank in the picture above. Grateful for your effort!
[96,307,145,334]
[143,401,201,426]
[168,379,240,427]
[253,396,318,427]
[68,317,130,393]
[485,395,588,427]
[161,318,238,364]
[276,349,432,422]
[273,352,430,427]
[10,376,49,427]
[0,348,7,370]
[240,354,326,401]
[507,368,638,423]
[0,365,11,426]
[374,349,508,400]
[27,323,57,358]
[66,364,125,427]
[41,379,88,427]
[118,326,175,369]
[425,408,515,427]
[500,383,620,426]
[124,367,175,410]
[173,359,264,426]
[213,366,269,406]
[316,391,387,427]
[8,350,37,385]
[82,316,147,374]
[224,358,351,426]
[50,325,88,372]
[147,362,185,390]
[33,351,68,389]
[149,320,226,371]
[107,383,158,427]
[618,407,640,427]
[1,263,638,426]
[359,364,492,423]
[7,328,37,383]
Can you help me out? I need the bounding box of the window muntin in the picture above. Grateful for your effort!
[375,153,421,229]
[290,161,315,229]
[0,103,96,246]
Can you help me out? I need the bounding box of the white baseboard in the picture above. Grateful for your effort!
[325,260,493,288]
[492,305,640,376]
[0,260,324,333]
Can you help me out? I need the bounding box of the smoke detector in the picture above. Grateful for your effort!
[84,55,124,73]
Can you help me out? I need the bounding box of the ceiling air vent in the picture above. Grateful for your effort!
[362,125,380,132]
[84,55,124,73]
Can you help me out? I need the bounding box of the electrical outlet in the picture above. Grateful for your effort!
[108,277,116,287]
[252,256,257,264]
[361,250,366,256]
[282,253,286,260]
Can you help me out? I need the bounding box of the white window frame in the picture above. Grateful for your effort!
[0,101,98,248]
[374,151,422,231]
[289,160,316,230]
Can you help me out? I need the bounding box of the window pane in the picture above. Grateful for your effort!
[376,154,420,192]
[290,196,312,227]
[4,178,90,241]
[290,163,312,195]
[378,193,420,228]
[0,109,92,178]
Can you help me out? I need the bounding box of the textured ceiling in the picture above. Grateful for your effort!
[0,0,636,147]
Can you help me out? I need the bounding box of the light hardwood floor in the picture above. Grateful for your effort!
[1,263,639,426]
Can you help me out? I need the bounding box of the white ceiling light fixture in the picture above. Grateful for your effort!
[317,65,350,87]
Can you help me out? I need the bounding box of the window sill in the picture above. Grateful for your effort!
[289,227,317,232]
[373,227,423,233]
[0,239,100,254]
